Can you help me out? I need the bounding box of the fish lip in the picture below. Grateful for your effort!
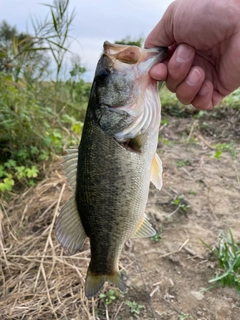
[103,41,168,65]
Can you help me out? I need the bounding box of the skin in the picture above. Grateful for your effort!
[145,0,240,110]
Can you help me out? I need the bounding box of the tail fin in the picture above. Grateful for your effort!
[84,269,126,298]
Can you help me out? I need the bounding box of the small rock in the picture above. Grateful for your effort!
[191,291,204,301]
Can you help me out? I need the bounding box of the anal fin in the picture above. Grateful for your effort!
[132,215,156,238]
[150,153,163,190]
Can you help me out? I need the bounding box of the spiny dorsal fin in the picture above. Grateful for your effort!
[150,153,163,190]
[55,196,87,254]
[132,215,156,238]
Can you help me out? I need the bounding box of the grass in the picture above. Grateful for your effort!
[201,230,240,294]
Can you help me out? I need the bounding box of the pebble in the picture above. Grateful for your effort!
[191,290,204,300]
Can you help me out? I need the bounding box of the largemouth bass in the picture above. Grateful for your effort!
[56,41,167,298]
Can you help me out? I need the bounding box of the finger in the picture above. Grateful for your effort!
[191,81,224,110]
[166,44,195,92]
[175,67,205,104]
[148,63,168,81]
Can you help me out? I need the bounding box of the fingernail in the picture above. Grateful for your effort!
[199,82,211,96]
[186,68,202,86]
[176,44,193,63]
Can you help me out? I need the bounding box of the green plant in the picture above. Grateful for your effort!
[210,142,236,159]
[151,229,164,242]
[114,35,144,47]
[201,230,240,294]
[213,142,236,158]
[194,110,208,118]
[0,159,39,192]
[99,289,118,305]
[175,160,191,168]
[161,118,170,126]
[125,300,144,315]
[178,312,192,320]
[188,190,197,195]
[222,87,240,109]
[0,1,91,196]
[171,195,190,212]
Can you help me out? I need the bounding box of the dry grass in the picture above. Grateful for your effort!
[0,163,152,320]
[0,164,99,320]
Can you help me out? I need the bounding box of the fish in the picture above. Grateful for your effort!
[55,41,167,298]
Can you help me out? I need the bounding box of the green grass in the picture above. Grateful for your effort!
[201,230,240,294]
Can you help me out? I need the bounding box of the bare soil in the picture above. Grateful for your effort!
[1,107,240,320]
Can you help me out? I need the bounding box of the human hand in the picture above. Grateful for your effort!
[145,0,240,110]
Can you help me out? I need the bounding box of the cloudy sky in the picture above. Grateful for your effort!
[2,0,174,81]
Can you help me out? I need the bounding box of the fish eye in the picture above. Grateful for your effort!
[96,69,109,83]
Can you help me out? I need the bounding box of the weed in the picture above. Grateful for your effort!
[171,195,190,212]
[178,312,192,320]
[163,139,173,146]
[194,110,208,118]
[201,230,240,294]
[188,190,197,195]
[99,289,118,305]
[125,300,144,315]
[0,161,39,192]
[161,118,170,126]
[151,229,164,242]
[200,121,209,128]
[211,142,236,159]
[175,160,191,168]
[222,87,240,109]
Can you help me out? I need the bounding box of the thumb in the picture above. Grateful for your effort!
[145,2,175,48]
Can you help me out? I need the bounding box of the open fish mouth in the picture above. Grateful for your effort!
[103,41,168,67]
[93,42,168,144]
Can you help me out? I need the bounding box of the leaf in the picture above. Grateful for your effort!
[0,177,14,192]
[0,166,5,178]
[4,159,16,168]
[25,166,39,178]
[51,9,58,32]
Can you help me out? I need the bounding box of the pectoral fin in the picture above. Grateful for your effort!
[150,153,163,190]
[132,215,156,238]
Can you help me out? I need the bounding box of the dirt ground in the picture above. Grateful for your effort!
[1,107,240,320]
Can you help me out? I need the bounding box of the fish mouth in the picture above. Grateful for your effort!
[103,41,167,67]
